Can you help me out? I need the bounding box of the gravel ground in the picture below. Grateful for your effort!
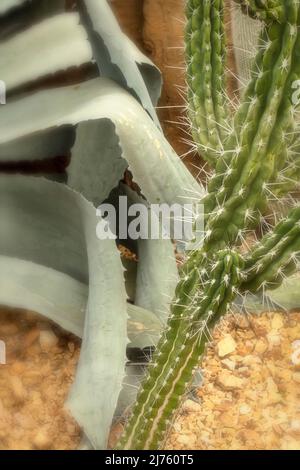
[0,308,81,450]
[0,308,299,450]
[166,312,300,450]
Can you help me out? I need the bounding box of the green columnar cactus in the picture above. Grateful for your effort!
[117,249,243,449]
[186,0,227,165]
[117,0,300,450]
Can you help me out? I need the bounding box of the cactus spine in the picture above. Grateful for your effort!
[117,0,300,450]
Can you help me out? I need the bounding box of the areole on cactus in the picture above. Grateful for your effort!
[117,0,300,450]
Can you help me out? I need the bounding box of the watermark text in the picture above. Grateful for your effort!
[96,197,204,249]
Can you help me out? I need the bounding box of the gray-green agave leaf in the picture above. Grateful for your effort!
[0,2,161,110]
[0,0,29,16]
[267,274,300,312]
[0,12,93,91]
[78,0,161,126]
[0,78,203,207]
[0,175,128,449]
[124,185,179,327]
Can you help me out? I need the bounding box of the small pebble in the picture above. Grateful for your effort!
[33,431,52,450]
[39,330,58,351]
[10,376,27,403]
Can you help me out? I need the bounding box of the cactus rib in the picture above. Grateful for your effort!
[186,0,228,165]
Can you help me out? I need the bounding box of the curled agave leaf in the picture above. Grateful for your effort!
[0,255,161,346]
[123,185,179,326]
[0,1,161,109]
[78,0,161,125]
[0,174,167,448]
[0,12,93,91]
[0,0,29,16]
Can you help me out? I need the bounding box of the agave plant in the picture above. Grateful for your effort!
[0,0,204,449]
[116,0,300,450]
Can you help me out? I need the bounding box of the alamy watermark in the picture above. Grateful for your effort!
[96,197,205,249]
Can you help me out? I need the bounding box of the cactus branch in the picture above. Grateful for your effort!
[186,0,228,166]
[242,205,300,291]
[117,250,243,450]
